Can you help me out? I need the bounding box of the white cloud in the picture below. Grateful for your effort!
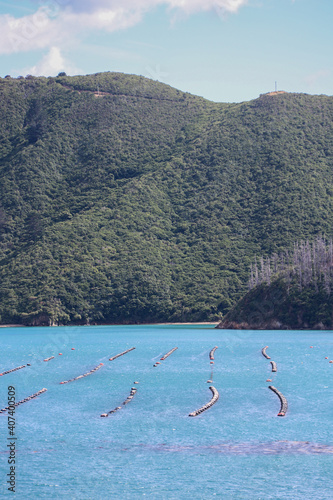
[0,9,63,55]
[61,0,247,13]
[0,0,248,55]
[0,6,142,55]
[167,0,247,14]
[25,46,79,77]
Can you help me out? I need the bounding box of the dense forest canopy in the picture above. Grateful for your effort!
[0,72,332,325]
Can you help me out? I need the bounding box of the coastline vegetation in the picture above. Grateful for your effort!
[0,73,332,326]
[217,237,333,330]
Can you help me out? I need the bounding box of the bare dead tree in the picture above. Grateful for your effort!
[249,237,333,295]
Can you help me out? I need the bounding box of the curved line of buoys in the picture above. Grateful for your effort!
[160,347,178,361]
[188,386,219,417]
[209,346,218,360]
[109,347,135,361]
[101,386,138,417]
[59,363,103,384]
[270,361,277,372]
[0,388,47,414]
[268,385,288,416]
[43,356,55,362]
[0,365,26,376]
[262,346,271,359]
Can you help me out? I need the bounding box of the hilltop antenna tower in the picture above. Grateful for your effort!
[275,81,277,92]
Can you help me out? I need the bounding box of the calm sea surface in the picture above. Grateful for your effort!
[0,325,332,499]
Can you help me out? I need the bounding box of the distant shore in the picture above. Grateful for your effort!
[0,322,218,328]
[0,324,26,328]
[156,322,218,326]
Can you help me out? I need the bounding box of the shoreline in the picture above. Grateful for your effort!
[0,322,218,328]
[156,322,218,325]
[0,324,26,328]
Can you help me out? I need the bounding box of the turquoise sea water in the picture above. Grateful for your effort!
[0,325,332,499]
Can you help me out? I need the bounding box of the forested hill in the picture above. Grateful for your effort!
[0,72,332,326]
[216,238,333,330]
[215,277,333,330]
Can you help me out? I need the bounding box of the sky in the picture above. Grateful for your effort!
[0,0,332,102]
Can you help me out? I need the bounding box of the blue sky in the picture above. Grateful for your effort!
[0,0,332,102]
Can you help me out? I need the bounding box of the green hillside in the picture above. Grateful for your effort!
[0,72,332,325]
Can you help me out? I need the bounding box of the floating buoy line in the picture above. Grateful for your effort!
[100,385,138,417]
[270,361,277,372]
[209,346,218,360]
[189,386,219,417]
[268,385,288,417]
[262,346,277,372]
[0,365,26,376]
[207,346,218,382]
[1,347,77,376]
[59,363,103,384]
[109,347,135,361]
[160,347,178,361]
[262,346,286,414]
[0,388,47,414]
[154,347,178,366]
[262,346,271,359]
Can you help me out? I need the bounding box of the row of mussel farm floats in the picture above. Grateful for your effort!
[0,345,294,417]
